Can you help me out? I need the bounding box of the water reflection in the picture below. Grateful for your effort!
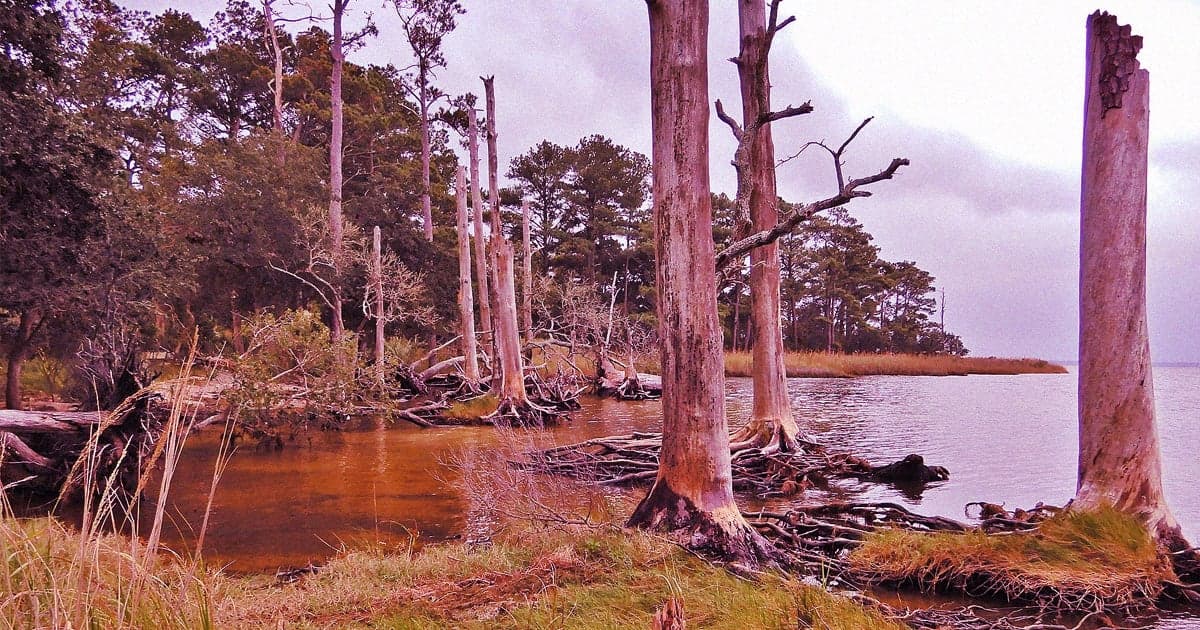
[152,367,1199,577]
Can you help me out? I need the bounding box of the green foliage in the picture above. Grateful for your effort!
[225,308,363,443]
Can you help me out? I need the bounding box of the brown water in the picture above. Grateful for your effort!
[157,367,1200,587]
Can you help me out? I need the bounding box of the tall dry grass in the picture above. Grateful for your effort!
[724,351,1068,378]
[0,342,234,630]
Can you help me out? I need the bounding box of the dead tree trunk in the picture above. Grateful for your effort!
[482,76,502,232]
[482,76,503,391]
[264,0,284,137]
[628,0,777,567]
[468,109,493,347]
[727,0,800,453]
[486,237,551,425]
[1076,11,1185,551]
[419,76,434,242]
[521,199,534,345]
[327,0,347,342]
[455,166,481,385]
[4,310,39,411]
[372,226,385,386]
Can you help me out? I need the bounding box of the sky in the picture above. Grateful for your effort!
[126,1,1200,363]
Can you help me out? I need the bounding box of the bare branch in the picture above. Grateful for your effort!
[716,157,909,271]
[837,116,874,155]
[714,99,743,141]
[758,101,813,125]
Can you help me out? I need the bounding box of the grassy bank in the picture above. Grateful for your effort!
[848,507,1171,611]
[0,516,903,630]
[724,351,1067,378]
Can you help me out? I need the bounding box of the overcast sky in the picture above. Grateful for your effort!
[128,1,1200,363]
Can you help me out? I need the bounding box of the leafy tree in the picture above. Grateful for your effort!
[1,0,114,407]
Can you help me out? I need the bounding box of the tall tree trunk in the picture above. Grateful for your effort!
[491,237,526,404]
[264,0,284,138]
[1076,11,1184,549]
[729,0,798,452]
[372,226,385,386]
[468,110,493,347]
[4,310,39,411]
[419,78,434,242]
[327,0,347,342]
[628,0,776,567]
[483,76,503,390]
[482,76,502,232]
[455,166,481,384]
[521,199,534,345]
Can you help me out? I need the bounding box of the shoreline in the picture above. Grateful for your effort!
[721,352,1068,379]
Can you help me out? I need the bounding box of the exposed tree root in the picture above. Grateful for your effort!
[627,479,782,572]
[527,431,948,500]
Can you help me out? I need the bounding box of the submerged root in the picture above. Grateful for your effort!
[483,397,564,428]
[528,431,946,501]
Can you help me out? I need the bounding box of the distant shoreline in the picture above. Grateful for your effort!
[722,352,1068,378]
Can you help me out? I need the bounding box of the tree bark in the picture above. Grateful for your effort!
[455,166,481,384]
[521,199,534,345]
[372,226,386,386]
[327,0,347,342]
[490,237,527,404]
[4,310,39,411]
[482,76,502,232]
[468,109,493,346]
[264,0,284,138]
[730,0,799,453]
[628,0,777,568]
[1076,11,1183,547]
[483,76,502,390]
[419,77,434,241]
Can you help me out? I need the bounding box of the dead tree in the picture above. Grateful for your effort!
[521,199,534,345]
[480,76,552,425]
[371,226,385,386]
[1076,11,1192,565]
[467,107,493,346]
[454,165,481,386]
[718,0,810,453]
[627,0,778,568]
[327,0,349,341]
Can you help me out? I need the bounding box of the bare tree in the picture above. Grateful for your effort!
[467,105,493,345]
[627,0,777,567]
[454,165,481,385]
[480,76,549,425]
[395,0,464,242]
[1076,11,1191,560]
[371,226,385,386]
[716,0,810,452]
[327,0,348,341]
[521,199,534,345]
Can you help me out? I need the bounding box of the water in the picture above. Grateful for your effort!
[157,367,1200,589]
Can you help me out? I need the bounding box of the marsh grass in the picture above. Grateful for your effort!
[0,342,229,630]
[724,351,1068,378]
[214,527,904,629]
[848,507,1171,611]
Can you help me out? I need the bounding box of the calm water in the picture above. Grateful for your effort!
[158,366,1200,582]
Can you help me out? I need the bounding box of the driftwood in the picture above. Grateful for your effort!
[0,391,161,499]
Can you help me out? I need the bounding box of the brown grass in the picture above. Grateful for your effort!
[724,352,1068,378]
[848,507,1171,611]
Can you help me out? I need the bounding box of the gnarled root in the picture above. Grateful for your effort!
[628,479,782,571]
[483,397,562,428]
